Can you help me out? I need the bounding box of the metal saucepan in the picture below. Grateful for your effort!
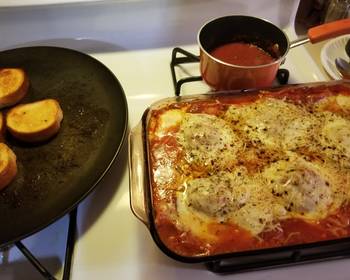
[198,15,350,90]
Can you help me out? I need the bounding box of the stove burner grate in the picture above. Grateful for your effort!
[1,209,77,280]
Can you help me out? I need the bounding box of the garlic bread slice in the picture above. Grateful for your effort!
[6,99,63,142]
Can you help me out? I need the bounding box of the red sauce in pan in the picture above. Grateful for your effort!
[210,42,275,66]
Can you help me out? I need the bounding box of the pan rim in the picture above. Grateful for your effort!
[0,46,128,248]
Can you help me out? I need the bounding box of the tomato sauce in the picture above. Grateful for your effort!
[210,42,275,66]
[156,204,350,257]
[149,84,350,258]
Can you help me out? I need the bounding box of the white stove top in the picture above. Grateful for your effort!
[1,1,349,279]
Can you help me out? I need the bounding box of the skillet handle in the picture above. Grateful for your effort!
[308,18,350,44]
[128,121,150,226]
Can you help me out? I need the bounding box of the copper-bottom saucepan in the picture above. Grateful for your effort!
[198,15,350,90]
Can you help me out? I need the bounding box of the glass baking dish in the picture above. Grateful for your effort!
[128,80,350,273]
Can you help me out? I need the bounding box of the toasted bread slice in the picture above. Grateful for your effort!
[6,99,63,142]
[0,143,17,190]
[0,68,29,109]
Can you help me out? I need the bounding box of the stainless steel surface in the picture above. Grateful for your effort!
[335,57,350,78]
[290,37,311,48]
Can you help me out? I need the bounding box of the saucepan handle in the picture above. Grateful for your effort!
[308,18,350,43]
[128,120,150,226]
[290,18,350,49]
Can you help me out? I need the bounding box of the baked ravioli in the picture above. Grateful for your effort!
[147,83,350,257]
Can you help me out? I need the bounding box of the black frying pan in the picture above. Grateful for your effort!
[0,46,128,247]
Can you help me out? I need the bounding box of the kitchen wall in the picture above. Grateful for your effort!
[0,0,300,52]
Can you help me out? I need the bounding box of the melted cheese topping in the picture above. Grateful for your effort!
[148,88,350,253]
[177,167,287,236]
[224,98,307,149]
[176,113,241,171]
[185,170,250,217]
[262,153,346,221]
[314,94,350,116]
[155,109,185,137]
[319,112,350,164]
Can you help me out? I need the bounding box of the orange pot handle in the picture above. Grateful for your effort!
[308,18,350,44]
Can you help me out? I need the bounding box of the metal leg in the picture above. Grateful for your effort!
[15,241,57,280]
[14,207,78,280]
[62,208,77,280]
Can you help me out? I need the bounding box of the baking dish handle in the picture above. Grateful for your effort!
[128,121,150,226]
